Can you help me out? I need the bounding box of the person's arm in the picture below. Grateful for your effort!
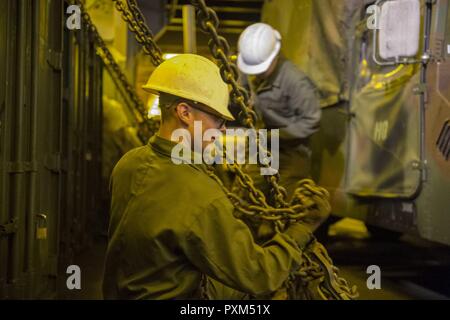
[279,71,321,141]
[181,196,311,296]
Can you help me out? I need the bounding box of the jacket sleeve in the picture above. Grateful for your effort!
[181,196,305,296]
[279,70,321,141]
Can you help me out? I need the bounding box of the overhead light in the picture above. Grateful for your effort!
[147,96,161,117]
[163,53,179,60]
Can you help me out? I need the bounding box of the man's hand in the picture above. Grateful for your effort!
[285,222,313,249]
[256,220,277,240]
[301,195,331,232]
[293,180,331,232]
[283,195,331,248]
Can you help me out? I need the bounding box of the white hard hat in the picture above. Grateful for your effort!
[142,54,234,121]
[237,23,282,75]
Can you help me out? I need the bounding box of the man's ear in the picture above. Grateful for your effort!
[175,102,193,126]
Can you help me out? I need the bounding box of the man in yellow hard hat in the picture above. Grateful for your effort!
[102,54,330,299]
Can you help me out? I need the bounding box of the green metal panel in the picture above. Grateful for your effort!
[34,0,64,298]
[0,0,33,298]
[0,0,104,298]
[56,0,104,274]
[0,0,10,298]
[0,0,14,298]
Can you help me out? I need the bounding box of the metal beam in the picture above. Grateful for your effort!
[182,5,197,54]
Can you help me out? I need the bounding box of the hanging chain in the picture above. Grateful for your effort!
[112,0,164,66]
[189,0,294,208]
[190,1,256,127]
[76,0,157,142]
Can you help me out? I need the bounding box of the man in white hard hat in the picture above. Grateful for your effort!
[102,54,330,299]
[237,23,321,199]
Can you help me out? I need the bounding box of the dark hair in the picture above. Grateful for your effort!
[159,93,180,109]
[158,92,223,125]
[158,93,185,122]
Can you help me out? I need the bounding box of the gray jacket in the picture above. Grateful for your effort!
[243,57,321,143]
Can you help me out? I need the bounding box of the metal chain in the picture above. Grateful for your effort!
[112,0,164,66]
[190,1,256,126]
[206,166,328,222]
[76,0,158,142]
[189,0,293,208]
[286,240,359,300]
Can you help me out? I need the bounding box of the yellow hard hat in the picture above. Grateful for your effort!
[142,54,234,121]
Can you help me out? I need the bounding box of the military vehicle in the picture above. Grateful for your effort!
[262,0,450,245]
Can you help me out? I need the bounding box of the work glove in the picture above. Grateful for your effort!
[256,195,330,246]
[292,179,331,232]
[300,195,331,232]
[285,222,313,249]
[253,219,312,250]
[283,194,331,248]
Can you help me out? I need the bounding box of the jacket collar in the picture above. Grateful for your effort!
[148,135,205,170]
[148,135,177,158]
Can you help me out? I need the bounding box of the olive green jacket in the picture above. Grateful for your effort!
[102,135,304,299]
